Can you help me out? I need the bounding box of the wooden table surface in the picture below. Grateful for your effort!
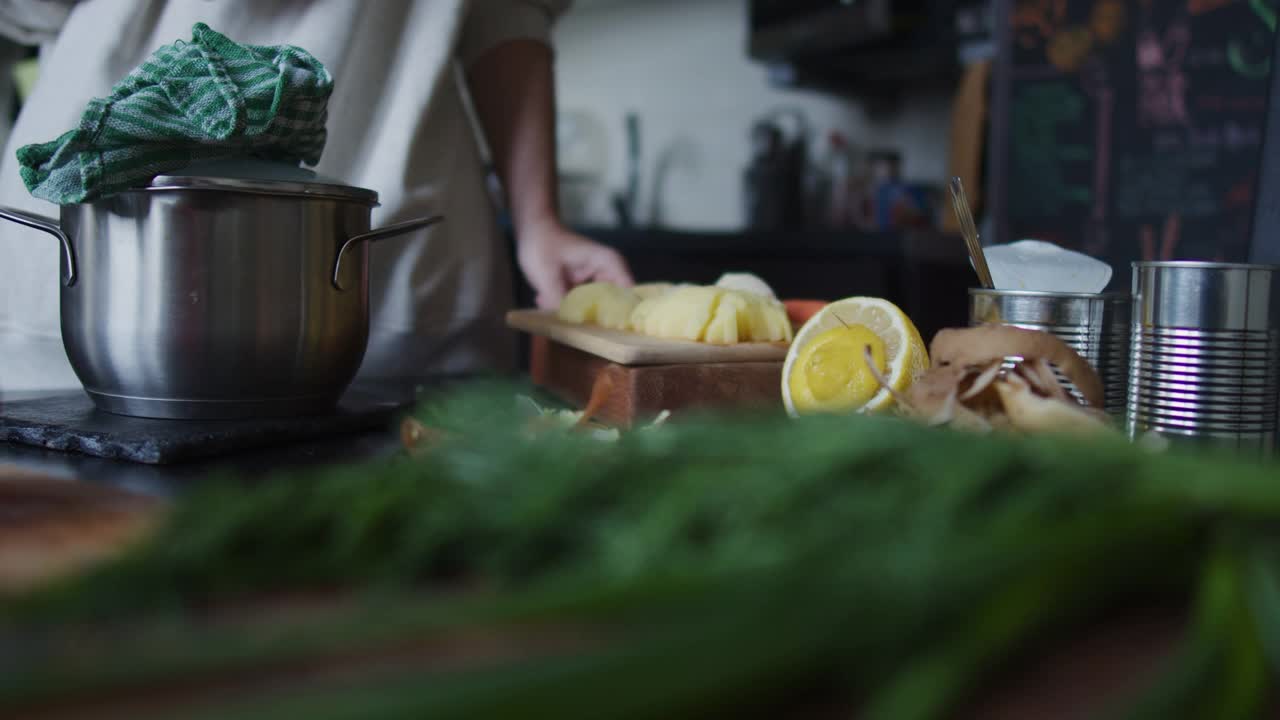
[0,464,164,594]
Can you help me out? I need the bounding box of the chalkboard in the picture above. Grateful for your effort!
[1249,0,1280,262]
[990,0,1278,288]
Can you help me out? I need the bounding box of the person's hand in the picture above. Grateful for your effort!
[517,220,634,309]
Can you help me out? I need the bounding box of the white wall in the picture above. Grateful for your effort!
[553,0,953,230]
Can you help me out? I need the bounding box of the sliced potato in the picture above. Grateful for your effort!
[557,282,639,330]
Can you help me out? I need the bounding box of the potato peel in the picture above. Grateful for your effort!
[893,327,1114,436]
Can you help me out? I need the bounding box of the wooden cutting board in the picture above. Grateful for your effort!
[506,310,789,365]
[536,341,782,428]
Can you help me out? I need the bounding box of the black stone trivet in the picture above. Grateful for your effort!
[0,387,410,465]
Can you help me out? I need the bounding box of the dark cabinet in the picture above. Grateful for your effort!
[747,0,960,97]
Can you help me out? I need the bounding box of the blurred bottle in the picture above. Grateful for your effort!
[743,109,809,230]
[824,131,851,228]
[743,121,787,230]
[802,144,830,228]
[869,149,901,231]
[867,149,936,231]
[817,131,874,230]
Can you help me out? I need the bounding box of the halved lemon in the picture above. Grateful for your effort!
[781,297,928,417]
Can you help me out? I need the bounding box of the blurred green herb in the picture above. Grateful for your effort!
[2,381,1279,718]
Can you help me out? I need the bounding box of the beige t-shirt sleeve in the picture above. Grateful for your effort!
[457,0,570,66]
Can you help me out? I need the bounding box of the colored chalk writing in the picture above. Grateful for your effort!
[997,0,1276,285]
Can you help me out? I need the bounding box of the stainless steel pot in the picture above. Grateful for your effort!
[0,160,441,420]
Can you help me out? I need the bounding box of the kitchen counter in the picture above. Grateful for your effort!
[0,384,438,495]
[0,373,566,494]
[0,422,402,496]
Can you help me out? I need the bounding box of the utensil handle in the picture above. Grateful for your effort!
[0,205,76,287]
[332,215,444,291]
[948,177,994,289]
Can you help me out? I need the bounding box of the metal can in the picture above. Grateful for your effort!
[1127,261,1280,455]
[968,289,1131,417]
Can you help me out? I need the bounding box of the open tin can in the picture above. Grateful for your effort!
[968,288,1131,417]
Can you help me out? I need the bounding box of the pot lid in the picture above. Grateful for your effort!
[146,158,379,204]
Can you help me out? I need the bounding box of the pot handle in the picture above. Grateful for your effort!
[332,215,444,291]
[0,205,76,287]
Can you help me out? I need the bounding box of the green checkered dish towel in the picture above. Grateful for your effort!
[17,22,333,205]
